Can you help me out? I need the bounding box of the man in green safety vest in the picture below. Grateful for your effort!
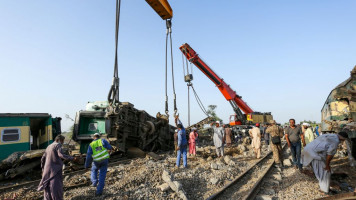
[84,133,112,196]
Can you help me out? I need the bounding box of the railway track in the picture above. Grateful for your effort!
[0,157,133,194]
[206,143,286,200]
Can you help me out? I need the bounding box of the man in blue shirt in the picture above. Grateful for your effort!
[175,115,188,168]
[85,133,112,196]
[315,125,320,137]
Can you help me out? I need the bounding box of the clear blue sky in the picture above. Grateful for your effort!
[0,1,355,131]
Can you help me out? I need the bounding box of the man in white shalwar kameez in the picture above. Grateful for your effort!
[211,121,225,157]
[249,123,261,159]
[301,132,348,194]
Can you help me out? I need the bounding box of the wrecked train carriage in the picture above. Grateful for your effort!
[321,66,356,159]
[0,113,61,161]
[72,101,175,154]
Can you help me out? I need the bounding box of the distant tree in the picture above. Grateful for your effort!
[62,124,74,139]
[207,105,221,122]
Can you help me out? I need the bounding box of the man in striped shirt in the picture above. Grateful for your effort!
[85,133,112,196]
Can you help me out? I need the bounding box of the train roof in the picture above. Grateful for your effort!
[321,67,356,111]
[0,113,51,117]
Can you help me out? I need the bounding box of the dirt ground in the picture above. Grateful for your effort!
[0,142,355,200]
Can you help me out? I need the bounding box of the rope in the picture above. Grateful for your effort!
[188,84,190,126]
[191,84,210,117]
[165,22,169,116]
[108,0,121,107]
[169,22,177,115]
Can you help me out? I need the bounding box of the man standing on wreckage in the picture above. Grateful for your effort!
[175,115,188,168]
[301,131,349,195]
[38,135,78,200]
[85,132,113,196]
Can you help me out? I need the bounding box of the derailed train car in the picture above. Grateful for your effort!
[72,101,175,154]
[321,66,356,159]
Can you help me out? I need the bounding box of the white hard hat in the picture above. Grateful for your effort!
[216,121,220,124]
[93,133,100,138]
[192,127,197,131]
[302,123,310,126]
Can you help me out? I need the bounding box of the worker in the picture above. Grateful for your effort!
[211,121,225,157]
[302,123,314,147]
[315,124,320,137]
[224,125,232,147]
[285,119,305,171]
[38,135,77,200]
[266,120,283,167]
[302,132,349,194]
[263,123,270,151]
[84,133,112,196]
[175,115,188,168]
[249,123,262,159]
[189,128,198,156]
[174,129,178,156]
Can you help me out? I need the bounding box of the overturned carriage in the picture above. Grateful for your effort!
[72,101,175,154]
[321,66,356,159]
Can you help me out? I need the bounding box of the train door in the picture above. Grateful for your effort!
[29,117,48,150]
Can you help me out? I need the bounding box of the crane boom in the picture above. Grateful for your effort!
[179,43,254,124]
[145,0,173,20]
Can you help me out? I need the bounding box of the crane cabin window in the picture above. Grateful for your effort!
[1,128,21,142]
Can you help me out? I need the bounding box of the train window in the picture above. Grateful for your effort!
[1,128,21,142]
[88,123,98,131]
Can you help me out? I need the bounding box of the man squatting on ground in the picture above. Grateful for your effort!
[211,121,225,157]
[175,115,188,168]
[38,135,78,200]
[285,118,305,170]
[85,132,112,196]
[302,132,349,194]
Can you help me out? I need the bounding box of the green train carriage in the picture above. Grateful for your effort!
[0,113,61,161]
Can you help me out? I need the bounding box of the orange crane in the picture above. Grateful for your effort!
[179,43,272,126]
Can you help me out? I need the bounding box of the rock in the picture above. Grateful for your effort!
[224,155,232,165]
[283,159,292,166]
[178,190,188,200]
[239,145,247,152]
[127,147,146,158]
[173,181,182,191]
[147,152,161,160]
[162,170,173,183]
[64,175,70,182]
[264,188,275,195]
[210,177,219,185]
[168,157,177,163]
[210,162,218,170]
[243,152,248,156]
[207,156,213,161]
[272,174,282,181]
[256,195,272,200]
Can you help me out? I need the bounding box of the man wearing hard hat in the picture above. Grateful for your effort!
[85,133,112,196]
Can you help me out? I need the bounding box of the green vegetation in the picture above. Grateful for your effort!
[207,105,221,122]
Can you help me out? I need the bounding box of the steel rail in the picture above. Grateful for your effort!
[315,192,356,200]
[0,158,133,193]
[244,144,287,200]
[206,143,286,200]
